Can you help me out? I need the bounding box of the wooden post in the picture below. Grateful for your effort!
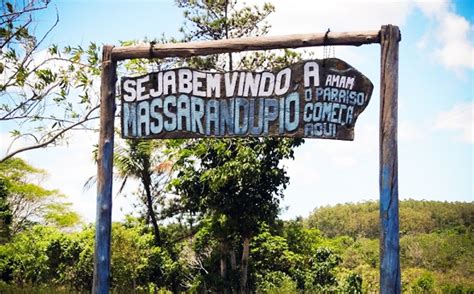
[379,25,401,293]
[93,45,116,294]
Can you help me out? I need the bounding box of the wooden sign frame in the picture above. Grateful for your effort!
[94,25,401,293]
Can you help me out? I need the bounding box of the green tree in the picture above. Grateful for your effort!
[0,157,81,234]
[411,272,435,294]
[1,1,102,162]
[44,227,94,290]
[112,139,172,246]
[251,225,303,290]
[0,179,12,243]
[173,137,302,292]
[305,200,474,293]
[0,225,59,285]
[284,218,323,256]
[166,1,304,292]
[308,247,341,289]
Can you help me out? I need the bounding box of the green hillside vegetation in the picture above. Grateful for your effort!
[306,200,474,293]
[306,200,473,238]
[0,197,472,293]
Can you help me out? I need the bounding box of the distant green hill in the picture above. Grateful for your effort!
[305,199,473,238]
[305,200,474,293]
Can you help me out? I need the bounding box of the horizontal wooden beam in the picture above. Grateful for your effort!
[111,30,380,60]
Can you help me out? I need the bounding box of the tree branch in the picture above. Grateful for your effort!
[1,81,61,120]
[0,1,49,21]
[2,9,59,89]
[0,105,100,163]
[0,17,32,49]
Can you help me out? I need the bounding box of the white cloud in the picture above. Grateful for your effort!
[414,0,449,17]
[283,123,377,184]
[311,124,378,167]
[415,0,473,71]
[248,0,412,63]
[247,0,473,72]
[434,12,474,71]
[0,132,13,156]
[258,0,413,34]
[281,122,379,219]
[434,101,473,143]
[399,121,425,142]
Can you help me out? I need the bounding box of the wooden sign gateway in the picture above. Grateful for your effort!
[96,27,401,294]
[121,58,373,140]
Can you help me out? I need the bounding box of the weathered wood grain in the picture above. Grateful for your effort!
[120,58,373,141]
[111,31,380,60]
[93,45,116,294]
[379,25,401,294]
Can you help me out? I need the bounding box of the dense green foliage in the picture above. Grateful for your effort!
[307,200,474,293]
[170,137,303,292]
[306,200,473,238]
[0,158,81,237]
[0,199,472,293]
[0,179,12,243]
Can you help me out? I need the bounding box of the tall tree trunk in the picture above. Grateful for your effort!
[142,174,161,246]
[220,242,228,282]
[202,280,207,293]
[230,249,237,271]
[220,253,227,279]
[240,236,250,293]
[228,246,238,293]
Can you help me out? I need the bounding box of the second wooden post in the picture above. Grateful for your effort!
[93,45,116,294]
[379,25,401,294]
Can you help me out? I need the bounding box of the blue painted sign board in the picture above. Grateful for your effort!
[120,58,373,140]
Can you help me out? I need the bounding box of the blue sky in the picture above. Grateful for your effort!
[1,0,472,222]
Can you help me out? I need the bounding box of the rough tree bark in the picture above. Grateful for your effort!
[240,236,250,293]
